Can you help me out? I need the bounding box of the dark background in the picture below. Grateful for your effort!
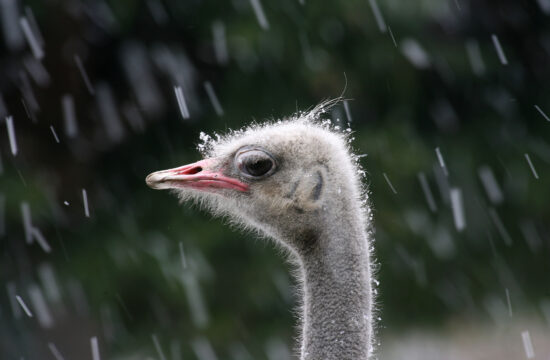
[0,0,549,359]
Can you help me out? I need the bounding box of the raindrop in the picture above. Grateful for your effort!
[31,227,52,253]
[48,343,65,360]
[453,0,462,11]
[0,0,24,50]
[171,340,183,360]
[488,208,513,246]
[120,43,163,115]
[122,103,146,133]
[435,147,448,177]
[368,0,387,33]
[505,288,513,318]
[67,279,90,317]
[174,85,190,120]
[61,94,78,138]
[146,0,168,24]
[388,26,398,48]
[15,294,33,317]
[491,34,508,65]
[19,16,44,59]
[428,225,456,259]
[401,39,431,69]
[417,172,437,212]
[179,241,188,269]
[28,283,54,328]
[19,71,40,116]
[478,165,503,204]
[24,7,44,46]
[518,219,542,251]
[91,336,101,360]
[182,272,209,328]
[152,334,168,360]
[343,100,352,123]
[20,202,33,244]
[521,330,535,359]
[23,56,51,87]
[37,263,62,303]
[50,125,60,143]
[265,337,292,360]
[534,105,550,122]
[450,188,466,232]
[97,83,125,142]
[5,115,18,156]
[212,21,229,65]
[74,55,95,95]
[191,337,218,360]
[465,40,485,75]
[249,0,270,30]
[203,81,224,116]
[382,172,397,194]
[537,0,550,14]
[82,189,90,218]
[229,343,254,360]
[524,153,539,179]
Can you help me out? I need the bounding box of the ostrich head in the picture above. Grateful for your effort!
[146,107,366,254]
[146,105,375,360]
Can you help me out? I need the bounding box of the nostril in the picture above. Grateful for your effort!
[187,166,202,174]
[175,166,203,175]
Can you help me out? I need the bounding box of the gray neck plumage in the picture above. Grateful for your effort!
[295,210,373,360]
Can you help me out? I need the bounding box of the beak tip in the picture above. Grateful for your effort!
[145,172,162,189]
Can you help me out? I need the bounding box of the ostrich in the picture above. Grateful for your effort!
[146,103,375,360]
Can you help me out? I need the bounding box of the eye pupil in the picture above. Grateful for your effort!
[246,158,273,176]
[236,148,277,179]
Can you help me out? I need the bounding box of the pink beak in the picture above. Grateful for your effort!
[145,159,249,192]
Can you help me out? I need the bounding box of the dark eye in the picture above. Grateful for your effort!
[235,148,277,179]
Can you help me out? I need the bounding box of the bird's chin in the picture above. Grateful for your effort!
[167,179,248,194]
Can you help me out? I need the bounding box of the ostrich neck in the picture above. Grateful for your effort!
[296,211,372,360]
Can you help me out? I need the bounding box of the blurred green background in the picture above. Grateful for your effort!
[0,0,549,359]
